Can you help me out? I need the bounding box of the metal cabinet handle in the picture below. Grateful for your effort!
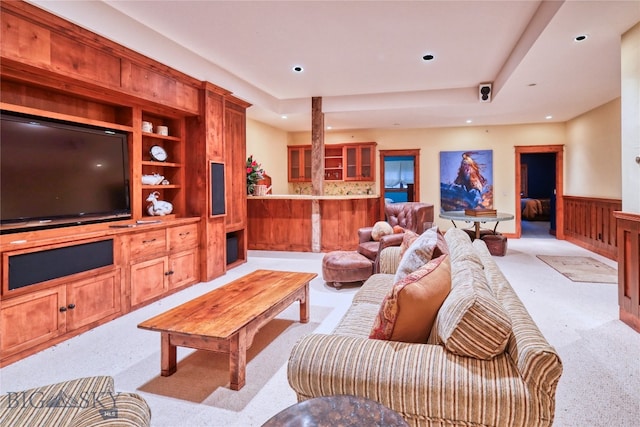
[59,306,67,312]
[68,303,76,310]
[142,238,157,244]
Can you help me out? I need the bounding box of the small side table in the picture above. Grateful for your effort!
[262,395,408,427]
[439,210,514,239]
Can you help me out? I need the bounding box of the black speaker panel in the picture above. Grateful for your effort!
[8,239,114,290]
[210,162,226,216]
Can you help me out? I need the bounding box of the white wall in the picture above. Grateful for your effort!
[565,99,622,198]
[286,123,566,234]
[621,22,640,213]
[246,119,290,194]
[248,102,625,234]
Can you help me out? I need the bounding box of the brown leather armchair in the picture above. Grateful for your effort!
[357,202,434,272]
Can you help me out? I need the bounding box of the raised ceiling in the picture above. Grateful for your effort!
[28,0,640,132]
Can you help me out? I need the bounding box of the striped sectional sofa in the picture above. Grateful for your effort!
[0,376,151,426]
[288,228,562,427]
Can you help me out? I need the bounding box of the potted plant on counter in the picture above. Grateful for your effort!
[246,155,266,195]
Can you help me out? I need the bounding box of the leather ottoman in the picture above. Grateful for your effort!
[463,228,495,241]
[322,251,374,289]
[482,233,508,256]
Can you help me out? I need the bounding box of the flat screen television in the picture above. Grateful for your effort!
[1,111,131,234]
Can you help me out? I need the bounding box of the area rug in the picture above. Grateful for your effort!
[536,255,617,284]
[138,304,330,410]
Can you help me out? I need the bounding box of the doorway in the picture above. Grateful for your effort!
[515,145,564,239]
[379,149,420,212]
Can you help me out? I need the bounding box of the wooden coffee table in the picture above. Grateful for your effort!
[138,269,317,390]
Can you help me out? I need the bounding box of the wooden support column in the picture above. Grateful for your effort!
[311,97,325,252]
[311,97,325,195]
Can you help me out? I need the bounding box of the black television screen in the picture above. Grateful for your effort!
[1,111,131,234]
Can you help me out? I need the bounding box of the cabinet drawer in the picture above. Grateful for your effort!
[128,230,167,260]
[168,224,198,252]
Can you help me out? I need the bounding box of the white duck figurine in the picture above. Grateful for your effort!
[146,191,173,216]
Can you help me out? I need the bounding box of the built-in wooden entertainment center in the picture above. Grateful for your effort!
[0,1,249,365]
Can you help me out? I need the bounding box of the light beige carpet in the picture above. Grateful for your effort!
[536,255,618,283]
[3,242,638,426]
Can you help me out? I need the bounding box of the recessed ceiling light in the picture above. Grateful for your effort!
[326,126,332,130]
[574,34,588,42]
[281,115,288,119]
[422,54,435,61]
[545,115,553,120]
[292,65,304,73]
[466,119,473,124]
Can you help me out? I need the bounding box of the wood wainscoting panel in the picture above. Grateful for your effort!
[564,196,622,260]
[614,211,640,333]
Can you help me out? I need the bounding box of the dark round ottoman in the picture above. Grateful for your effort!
[322,251,373,289]
[262,394,408,426]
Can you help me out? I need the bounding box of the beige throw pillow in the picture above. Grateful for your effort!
[432,227,450,259]
[394,226,438,281]
[399,230,419,257]
[370,254,451,343]
[371,221,394,241]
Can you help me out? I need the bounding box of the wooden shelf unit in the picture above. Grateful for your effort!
[139,113,186,219]
[288,142,377,182]
[0,1,249,366]
[324,145,344,180]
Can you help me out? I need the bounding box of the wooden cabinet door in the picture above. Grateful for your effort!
[344,144,375,181]
[66,270,121,330]
[358,144,374,180]
[344,146,359,180]
[225,103,247,231]
[288,146,312,182]
[0,287,66,358]
[168,249,199,290]
[130,257,168,307]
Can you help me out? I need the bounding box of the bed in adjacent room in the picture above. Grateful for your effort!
[521,197,551,221]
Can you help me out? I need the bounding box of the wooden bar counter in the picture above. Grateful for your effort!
[247,195,381,252]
